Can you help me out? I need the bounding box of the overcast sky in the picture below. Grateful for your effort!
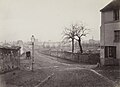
[0,0,112,42]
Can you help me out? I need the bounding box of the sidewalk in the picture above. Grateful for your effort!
[40,68,115,87]
[0,68,53,87]
[93,65,120,86]
[0,70,19,87]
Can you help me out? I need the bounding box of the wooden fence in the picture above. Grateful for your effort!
[0,46,21,74]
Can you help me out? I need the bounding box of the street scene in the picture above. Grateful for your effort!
[0,0,120,87]
[0,45,118,87]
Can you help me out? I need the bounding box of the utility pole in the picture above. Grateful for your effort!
[31,35,35,71]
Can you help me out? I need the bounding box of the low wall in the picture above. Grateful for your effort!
[104,58,120,66]
[42,51,100,64]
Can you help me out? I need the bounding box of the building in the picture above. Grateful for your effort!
[100,0,120,65]
[17,40,24,54]
[0,46,21,73]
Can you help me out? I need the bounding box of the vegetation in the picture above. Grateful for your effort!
[63,23,89,53]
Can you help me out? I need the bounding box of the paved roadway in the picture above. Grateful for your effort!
[0,48,117,87]
[33,50,116,87]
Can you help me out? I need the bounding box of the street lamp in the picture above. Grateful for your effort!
[31,35,35,71]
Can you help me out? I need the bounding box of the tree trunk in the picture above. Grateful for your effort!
[72,38,74,53]
[78,38,83,54]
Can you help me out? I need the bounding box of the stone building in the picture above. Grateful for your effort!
[100,0,120,65]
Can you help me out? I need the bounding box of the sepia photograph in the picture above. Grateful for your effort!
[0,0,120,87]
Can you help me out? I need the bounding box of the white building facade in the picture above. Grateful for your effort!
[100,0,120,65]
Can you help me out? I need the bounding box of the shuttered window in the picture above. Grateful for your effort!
[105,46,116,58]
[114,30,120,42]
[113,9,119,21]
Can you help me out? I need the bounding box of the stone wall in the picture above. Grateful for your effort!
[42,51,100,64]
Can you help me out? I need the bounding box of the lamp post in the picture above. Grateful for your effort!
[31,35,35,71]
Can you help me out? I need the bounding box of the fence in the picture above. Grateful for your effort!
[42,50,100,64]
[0,46,21,74]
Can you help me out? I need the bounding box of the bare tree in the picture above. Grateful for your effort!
[62,23,89,53]
[62,25,76,53]
[74,23,89,54]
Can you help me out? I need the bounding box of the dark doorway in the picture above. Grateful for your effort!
[26,51,31,59]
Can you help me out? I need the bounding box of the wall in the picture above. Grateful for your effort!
[104,23,120,59]
[101,11,115,46]
[104,23,114,45]
[42,51,100,64]
[101,10,120,55]
[100,10,120,65]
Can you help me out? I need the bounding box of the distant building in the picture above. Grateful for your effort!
[89,39,95,44]
[100,0,120,65]
[17,40,24,54]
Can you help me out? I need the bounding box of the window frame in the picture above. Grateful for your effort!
[105,46,116,58]
[114,30,120,42]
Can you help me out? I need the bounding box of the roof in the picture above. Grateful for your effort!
[0,46,21,50]
[100,0,120,12]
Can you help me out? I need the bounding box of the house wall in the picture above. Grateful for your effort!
[104,11,113,23]
[104,23,120,59]
[100,10,120,65]
[104,23,114,45]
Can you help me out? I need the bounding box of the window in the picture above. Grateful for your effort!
[105,46,116,58]
[113,9,119,21]
[114,30,120,42]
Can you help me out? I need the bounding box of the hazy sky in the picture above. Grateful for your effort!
[0,0,112,42]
